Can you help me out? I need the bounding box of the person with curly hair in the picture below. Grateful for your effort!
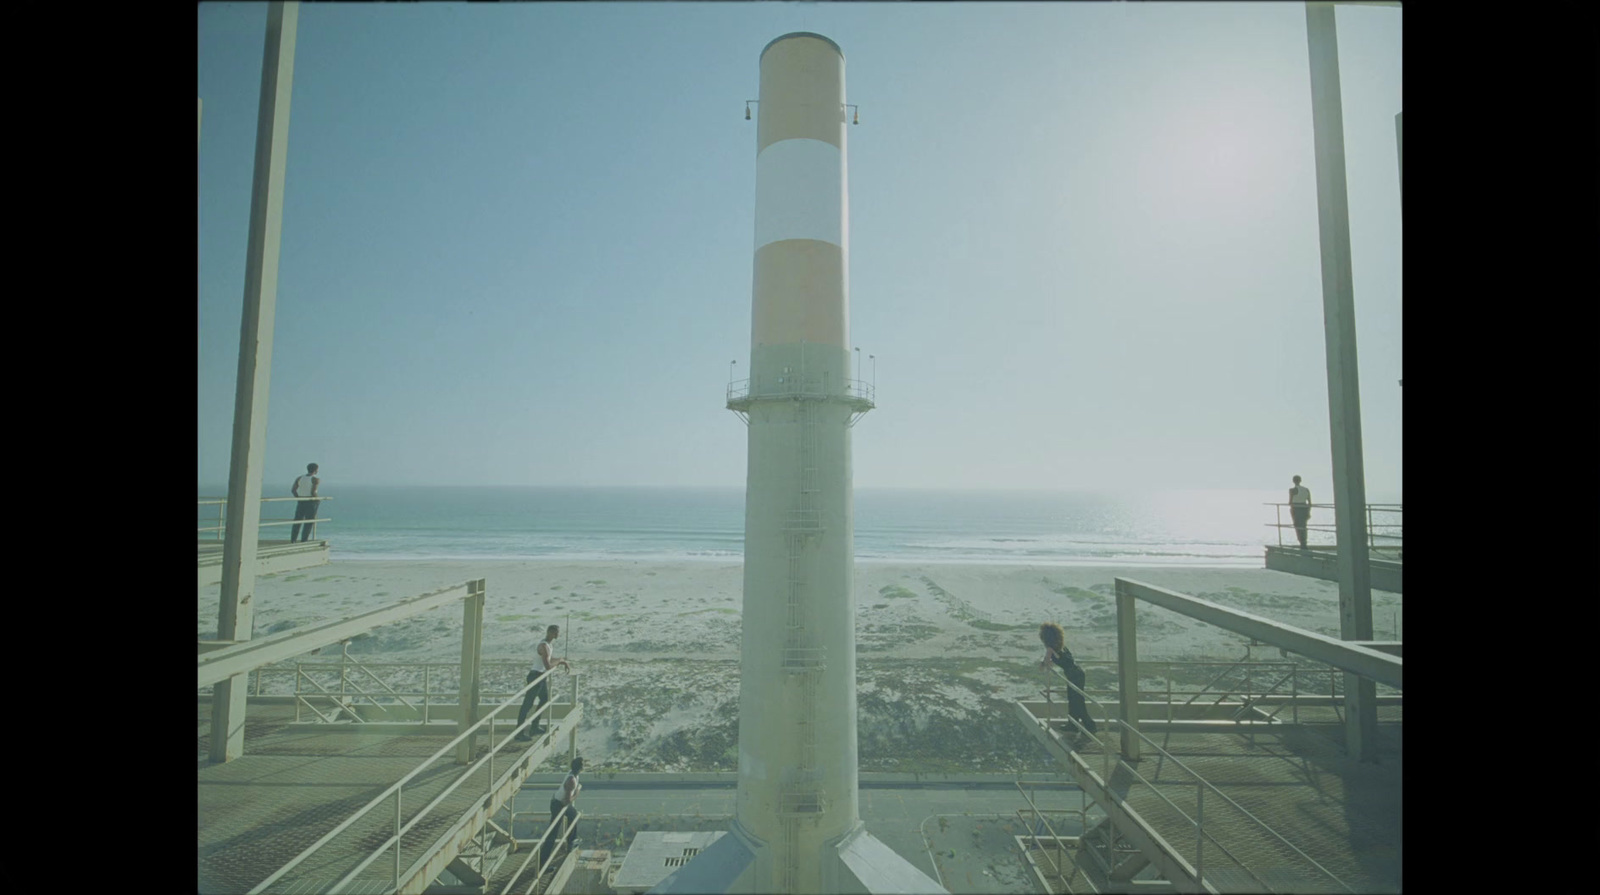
[1038,622,1098,739]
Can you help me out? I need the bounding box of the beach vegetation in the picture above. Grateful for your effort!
[1047,583,1102,602]
[878,585,916,599]
[967,619,1031,632]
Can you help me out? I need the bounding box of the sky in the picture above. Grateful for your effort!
[198,2,1402,500]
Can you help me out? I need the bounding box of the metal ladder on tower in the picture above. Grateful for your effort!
[779,394,826,893]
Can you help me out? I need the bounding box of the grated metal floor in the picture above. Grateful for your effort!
[1045,710,1401,893]
[198,703,565,894]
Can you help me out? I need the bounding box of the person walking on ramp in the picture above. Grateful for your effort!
[1289,475,1313,549]
[1038,622,1098,743]
[516,624,570,741]
[540,757,582,868]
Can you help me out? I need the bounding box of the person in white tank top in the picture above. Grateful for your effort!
[516,624,571,740]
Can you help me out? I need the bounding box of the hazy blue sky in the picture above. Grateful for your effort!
[199,2,1401,500]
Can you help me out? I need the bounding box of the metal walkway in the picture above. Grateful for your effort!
[1262,546,1402,593]
[198,703,577,894]
[1018,703,1401,893]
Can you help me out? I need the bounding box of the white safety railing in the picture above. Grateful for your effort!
[245,668,574,894]
[1013,779,1092,892]
[493,805,582,895]
[1032,658,1396,732]
[1038,667,1356,893]
[1265,501,1401,553]
[198,495,332,540]
[726,375,875,406]
[221,659,564,727]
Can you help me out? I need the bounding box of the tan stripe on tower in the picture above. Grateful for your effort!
[757,34,845,153]
[751,239,848,348]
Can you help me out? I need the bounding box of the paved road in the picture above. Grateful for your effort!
[506,781,1105,893]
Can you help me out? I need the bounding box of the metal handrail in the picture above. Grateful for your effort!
[495,807,583,895]
[726,375,875,405]
[1040,664,1357,893]
[199,496,333,504]
[1014,780,1087,890]
[274,661,560,725]
[198,495,332,539]
[1108,713,1354,893]
[1264,501,1402,551]
[246,667,568,894]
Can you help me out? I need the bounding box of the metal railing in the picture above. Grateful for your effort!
[493,804,582,895]
[1025,658,1393,734]
[726,374,875,406]
[198,495,332,540]
[1013,779,1092,893]
[211,657,568,728]
[1036,666,1356,893]
[1264,501,1401,553]
[245,668,576,895]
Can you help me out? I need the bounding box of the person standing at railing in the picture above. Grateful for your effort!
[1289,474,1312,550]
[290,463,321,543]
[516,624,571,741]
[540,756,582,868]
[1038,622,1098,741]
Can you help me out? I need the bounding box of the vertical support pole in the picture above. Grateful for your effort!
[1394,111,1402,212]
[568,673,581,768]
[457,579,486,765]
[211,1,300,764]
[395,789,403,888]
[1304,0,1377,763]
[1113,580,1141,763]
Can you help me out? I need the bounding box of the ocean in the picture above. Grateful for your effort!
[197,486,1395,567]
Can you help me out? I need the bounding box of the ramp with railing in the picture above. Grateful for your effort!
[198,580,587,895]
[1012,578,1402,893]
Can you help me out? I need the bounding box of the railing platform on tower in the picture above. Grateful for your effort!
[1261,502,1402,593]
[198,495,334,588]
[725,375,875,425]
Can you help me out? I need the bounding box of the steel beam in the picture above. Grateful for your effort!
[456,579,485,765]
[1115,581,1142,762]
[198,582,474,688]
[1114,579,1401,689]
[212,0,300,763]
[1305,0,1380,763]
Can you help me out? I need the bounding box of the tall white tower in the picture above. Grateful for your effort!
[730,30,868,894]
[654,33,941,895]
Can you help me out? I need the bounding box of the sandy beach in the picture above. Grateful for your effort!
[198,559,1401,773]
